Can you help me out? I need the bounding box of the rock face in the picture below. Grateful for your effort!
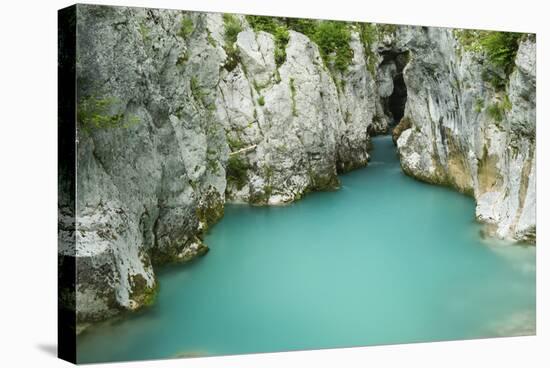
[60,5,536,327]
[63,5,387,327]
[393,27,536,242]
[67,6,229,323]
[219,28,380,203]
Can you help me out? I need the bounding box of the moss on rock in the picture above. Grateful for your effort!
[129,273,158,309]
[310,172,340,191]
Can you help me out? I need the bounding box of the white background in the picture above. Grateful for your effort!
[0,0,547,366]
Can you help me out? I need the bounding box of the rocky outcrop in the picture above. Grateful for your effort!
[219,29,343,204]
[60,4,536,328]
[219,27,381,204]
[62,5,387,327]
[393,27,536,242]
[65,6,230,323]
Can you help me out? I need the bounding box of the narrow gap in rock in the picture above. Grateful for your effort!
[381,51,410,127]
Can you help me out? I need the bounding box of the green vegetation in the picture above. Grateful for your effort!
[358,23,378,75]
[486,95,512,123]
[257,95,265,106]
[227,135,246,151]
[502,94,512,110]
[190,77,206,105]
[226,155,249,189]
[377,23,398,37]
[138,22,150,42]
[487,103,503,122]
[310,21,353,73]
[246,15,280,34]
[178,17,194,39]
[77,96,139,131]
[253,79,270,92]
[129,274,158,308]
[222,14,243,71]
[246,16,354,73]
[196,192,224,232]
[264,164,274,180]
[206,32,217,47]
[481,69,506,90]
[454,29,484,53]
[273,27,290,67]
[284,18,317,36]
[223,14,242,44]
[206,157,219,173]
[289,77,298,117]
[176,51,189,66]
[246,15,290,67]
[474,98,484,113]
[263,184,273,198]
[480,32,522,75]
[454,29,522,90]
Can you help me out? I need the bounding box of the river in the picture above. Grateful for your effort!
[77,135,535,363]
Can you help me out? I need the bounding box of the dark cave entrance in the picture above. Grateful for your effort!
[381,51,409,127]
[389,73,407,123]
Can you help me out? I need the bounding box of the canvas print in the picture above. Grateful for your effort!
[58,3,536,364]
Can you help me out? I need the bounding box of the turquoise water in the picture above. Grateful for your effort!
[77,135,535,364]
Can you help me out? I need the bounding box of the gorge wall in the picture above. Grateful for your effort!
[58,5,536,328]
[392,28,536,243]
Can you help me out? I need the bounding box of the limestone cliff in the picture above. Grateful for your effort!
[58,4,536,328]
[60,5,387,326]
[392,27,536,242]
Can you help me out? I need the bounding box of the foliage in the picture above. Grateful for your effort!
[273,27,290,67]
[359,23,377,45]
[246,15,280,34]
[502,94,512,110]
[77,96,139,131]
[253,79,270,92]
[176,51,189,66]
[479,31,522,75]
[486,95,512,123]
[481,69,506,90]
[284,18,317,36]
[357,23,378,76]
[246,15,290,67]
[247,16,353,72]
[206,157,219,173]
[257,95,265,106]
[474,98,484,113]
[226,155,249,189]
[486,103,503,122]
[453,29,484,53]
[223,14,242,45]
[190,77,206,105]
[206,32,217,47]
[289,77,298,117]
[227,135,246,151]
[307,21,353,73]
[178,17,194,39]
[377,23,398,38]
[454,29,522,89]
[223,14,243,71]
[138,22,150,42]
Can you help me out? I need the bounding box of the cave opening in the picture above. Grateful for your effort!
[381,51,410,127]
